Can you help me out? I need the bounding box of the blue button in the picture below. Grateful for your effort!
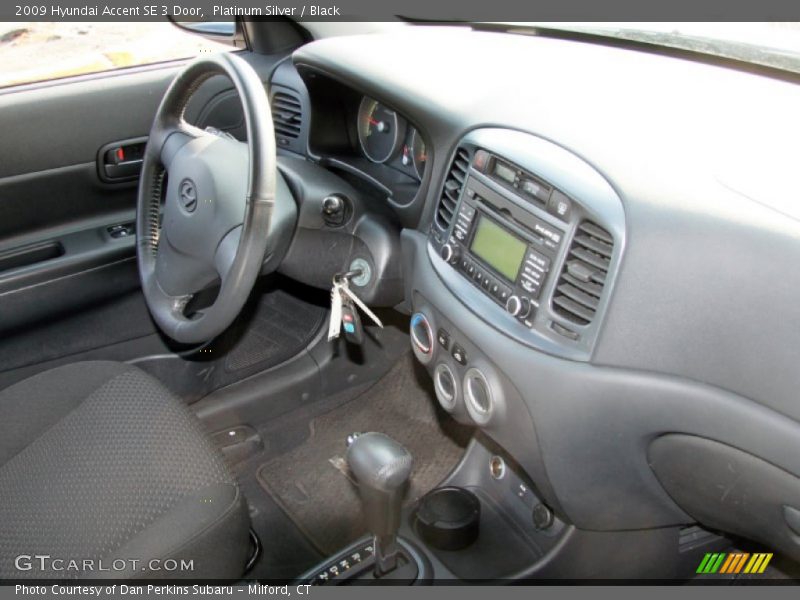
[344,323,355,333]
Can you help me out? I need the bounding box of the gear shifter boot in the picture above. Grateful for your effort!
[346,432,413,575]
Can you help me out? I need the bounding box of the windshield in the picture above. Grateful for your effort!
[504,22,800,74]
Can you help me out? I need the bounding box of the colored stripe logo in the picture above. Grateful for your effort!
[696,552,773,574]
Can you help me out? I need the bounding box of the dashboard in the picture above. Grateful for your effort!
[270,26,800,559]
[270,62,428,215]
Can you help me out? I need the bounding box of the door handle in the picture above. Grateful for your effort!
[97,136,147,182]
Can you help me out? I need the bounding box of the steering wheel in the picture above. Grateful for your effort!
[136,53,276,344]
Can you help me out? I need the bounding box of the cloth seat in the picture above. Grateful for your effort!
[0,361,249,579]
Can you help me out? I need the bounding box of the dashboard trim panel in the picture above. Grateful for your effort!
[430,128,626,361]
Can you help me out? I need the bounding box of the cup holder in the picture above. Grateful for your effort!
[414,487,481,551]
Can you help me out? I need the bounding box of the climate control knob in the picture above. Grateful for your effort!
[506,295,531,319]
[440,243,460,265]
[410,312,434,365]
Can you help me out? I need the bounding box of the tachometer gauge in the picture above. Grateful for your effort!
[357,97,404,163]
[410,129,427,179]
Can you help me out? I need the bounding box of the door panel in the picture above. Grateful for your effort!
[0,51,289,377]
[0,67,175,350]
[0,66,176,179]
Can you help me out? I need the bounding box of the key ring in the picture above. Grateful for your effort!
[333,269,364,285]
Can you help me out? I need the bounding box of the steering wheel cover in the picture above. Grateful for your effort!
[136,53,275,344]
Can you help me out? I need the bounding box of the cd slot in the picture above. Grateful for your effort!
[474,198,545,248]
[467,177,564,254]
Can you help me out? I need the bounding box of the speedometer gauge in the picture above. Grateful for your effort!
[357,97,404,163]
[410,129,427,179]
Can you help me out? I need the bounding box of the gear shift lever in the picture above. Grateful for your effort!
[346,432,413,575]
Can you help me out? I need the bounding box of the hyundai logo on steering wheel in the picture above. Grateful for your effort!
[179,178,198,213]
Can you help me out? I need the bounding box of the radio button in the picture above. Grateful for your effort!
[522,266,543,282]
[520,278,542,298]
[456,211,473,225]
[533,222,563,246]
[525,250,550,271]
[520,178,551,204]
[524,263,546,277]
[473,150,489,171]
[459,204,476,219]
[548,190,572,222]
[491,282,512,303]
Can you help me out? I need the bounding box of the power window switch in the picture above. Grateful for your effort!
[108,223,135,239]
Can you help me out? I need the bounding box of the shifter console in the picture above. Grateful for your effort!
[346,432,413,574]
[299,535,429,585]
[303,538,377,584]
[296,432,432,585]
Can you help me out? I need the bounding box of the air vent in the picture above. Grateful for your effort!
[552,221,614,326]
[435,146,471,231]
[271,91,302,141]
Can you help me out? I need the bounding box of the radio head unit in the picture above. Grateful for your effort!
[428,129,625,360]
[439,173,562,328]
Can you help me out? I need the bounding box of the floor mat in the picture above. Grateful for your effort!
[256,353,472,555]
[222,284,328,374]
[136,278,329,403]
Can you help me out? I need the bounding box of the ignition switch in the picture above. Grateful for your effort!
[322,194,349,227]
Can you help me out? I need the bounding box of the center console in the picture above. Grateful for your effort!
[297,129,629,583]
[394,128,629,579]
[295,428,567,584]
[408,128,626,479]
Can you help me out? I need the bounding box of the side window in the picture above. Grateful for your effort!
[0,21,236,89]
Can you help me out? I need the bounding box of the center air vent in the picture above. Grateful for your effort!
[552,221,614,326]
[435,146,471,232]
[271,91,303,143]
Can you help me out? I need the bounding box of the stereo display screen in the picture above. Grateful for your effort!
[470,215,527,282]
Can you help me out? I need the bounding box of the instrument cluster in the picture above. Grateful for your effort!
[356,96,427,181]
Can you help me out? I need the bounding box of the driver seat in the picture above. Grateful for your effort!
[0,361,249,579]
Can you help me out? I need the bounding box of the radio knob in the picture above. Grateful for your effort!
[440,243,460,265]
[506,295,531,319]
